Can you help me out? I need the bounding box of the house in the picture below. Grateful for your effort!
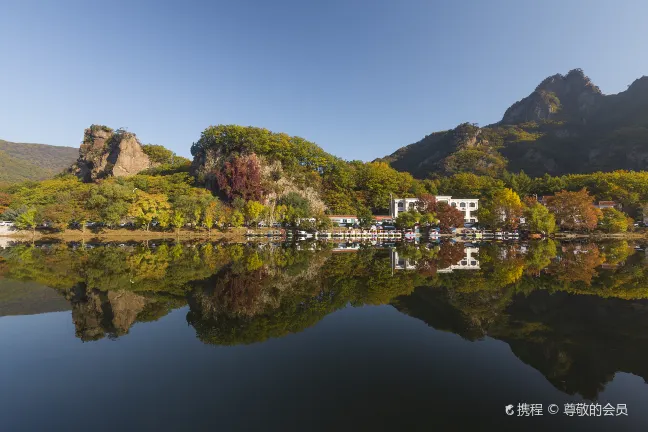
[595,201,622,210]
[390,196,479,224]
[328,215,359,227]
[373,215,394,225]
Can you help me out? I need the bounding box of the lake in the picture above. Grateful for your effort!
[1,239,647,431]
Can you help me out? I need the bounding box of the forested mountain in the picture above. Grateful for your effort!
[380,69,648,178]
[0,139,77,183]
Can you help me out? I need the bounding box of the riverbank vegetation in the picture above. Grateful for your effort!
[0,125,647,237]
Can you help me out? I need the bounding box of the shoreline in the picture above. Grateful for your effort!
[2,228,646,243]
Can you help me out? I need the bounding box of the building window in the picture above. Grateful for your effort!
[470,203,476,207]
[464,219,469,222]
[460,202,466,207]
[461,261,467,266]
[470,219,475,223]
[471,261,477,266]
[398,202,404,208]
[451,202,456,207]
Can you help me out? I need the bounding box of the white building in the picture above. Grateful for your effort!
[390,196,479,224]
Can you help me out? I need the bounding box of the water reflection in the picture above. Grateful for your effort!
[1,239,647,400]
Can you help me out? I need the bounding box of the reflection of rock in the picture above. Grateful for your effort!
[68,287,149,341]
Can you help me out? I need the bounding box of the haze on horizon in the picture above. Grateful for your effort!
[1,0,647,161]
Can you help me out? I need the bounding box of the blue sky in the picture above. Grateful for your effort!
[1,0,647,161]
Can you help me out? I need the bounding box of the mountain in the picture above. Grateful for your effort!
[0,139,78,183]
[380,69,648,178]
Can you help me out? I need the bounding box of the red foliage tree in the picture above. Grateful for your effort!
[545,188,599,231]
[0,192,11,215]
[436,201,465,232]
[215,154,264,202]
[416,194,437,213]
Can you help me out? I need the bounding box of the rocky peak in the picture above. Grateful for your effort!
[501,69,602,124]
[70,125,154,182]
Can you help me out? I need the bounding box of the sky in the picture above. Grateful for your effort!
[1,0,648,161]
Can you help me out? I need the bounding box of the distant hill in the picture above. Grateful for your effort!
[379,69,648,178]
[0,139,78,183]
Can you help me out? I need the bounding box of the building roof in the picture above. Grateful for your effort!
[373,215,393,220]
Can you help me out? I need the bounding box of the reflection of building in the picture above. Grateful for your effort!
[390,196,479,224]
[436,247,480,273]
[390,250,418,271]
[390,247,480,272]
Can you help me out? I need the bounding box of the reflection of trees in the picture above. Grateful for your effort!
[549,243,604,286]
[3,240,648,350]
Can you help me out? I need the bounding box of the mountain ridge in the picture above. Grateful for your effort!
[0,139,78,183]
[379,69,648,178]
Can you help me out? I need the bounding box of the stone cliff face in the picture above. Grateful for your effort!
[70,125,154,182]
[501,69,602,124]
[192,146,327,213]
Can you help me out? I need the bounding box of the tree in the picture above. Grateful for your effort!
[0,192,11,215]
[15,208,38,236]
[523,198,556,234]
[215,153,264,202]
[478,188,523,230]
[128,191,171,231]
[357,206,374,229]
[395,210,420,229]
[203,200,222,235]
[229,210,244,228]
[416,194,437,213]
[279,192,311,226]
[599,208,631,233]
[244,201,266,226]
[545,189,599,231]
[419,212,438,227]
[436,202,464,232]
[170,211,185,235]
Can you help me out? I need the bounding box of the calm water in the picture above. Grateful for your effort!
[1,240,648,431]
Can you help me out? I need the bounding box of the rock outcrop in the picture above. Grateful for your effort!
[501,69,602,124]
[192,146,327,213]
[70,125,154,182]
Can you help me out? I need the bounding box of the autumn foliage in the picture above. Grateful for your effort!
[545,189,599,231]
[215,154,264,202]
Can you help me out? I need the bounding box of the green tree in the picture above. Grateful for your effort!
[170,210,185,235]
[129,191,171,231]
[524,199,556,234]
[244,201,266,226]
[357,206,374,229]
[15,208,38,235]
[230,210,244,228]
[478,188,523,230]
[395,209,420,229]
[599,208,631,233]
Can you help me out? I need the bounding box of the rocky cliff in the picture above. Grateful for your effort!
[70,125,155,182]
[380,69,648,177]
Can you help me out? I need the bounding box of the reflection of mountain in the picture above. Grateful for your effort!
[394,286,648,400]
[0,279,71,317]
